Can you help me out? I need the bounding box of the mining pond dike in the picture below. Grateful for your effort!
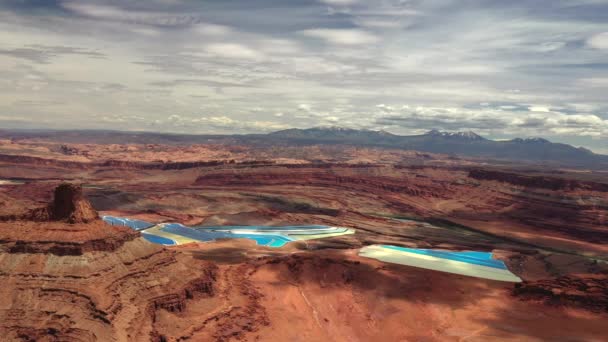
[103,215,521,282]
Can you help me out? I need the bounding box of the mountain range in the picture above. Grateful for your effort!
[266,127,605,167]
[1,127,606,168]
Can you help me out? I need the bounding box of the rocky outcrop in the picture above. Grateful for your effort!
[60,144,79,155]
[4,183,100,224]
[0,153,276,171]
[0,222,218,340]
[0,236,218,341]
[0,153,90,169]
[0,184,138,255]
[468,169,608,192]
[48,183,99,223]
[513,274,608,312]
[195,168,436,198]
[0,221,139,255]
[0,184,220,341]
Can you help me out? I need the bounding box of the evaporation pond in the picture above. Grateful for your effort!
[359,245,521,282]
[142,234,176,246]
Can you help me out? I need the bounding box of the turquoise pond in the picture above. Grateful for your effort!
[142,234,176,245]
[158,223,297,247]
[102,216,345,248]
[102,216,153,231]
[231,234,292,248]
[380,245,507,269]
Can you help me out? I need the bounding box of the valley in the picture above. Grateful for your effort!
[0,131,607,341]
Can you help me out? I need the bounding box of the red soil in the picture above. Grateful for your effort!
[0,140,607,341]
[246,251,608,341]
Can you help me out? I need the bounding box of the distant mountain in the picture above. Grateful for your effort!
[271,127,487,143]
[2,127,606,168]
[265,127,607,167]
[424,129,486,141]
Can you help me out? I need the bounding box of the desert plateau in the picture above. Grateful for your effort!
[0,130,606,341]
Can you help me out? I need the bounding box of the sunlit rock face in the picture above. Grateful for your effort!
[0,186,218,341]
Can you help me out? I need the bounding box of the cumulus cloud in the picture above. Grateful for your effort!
[373,104,608,138]
[528,106,551,112]
[168,115,289,132]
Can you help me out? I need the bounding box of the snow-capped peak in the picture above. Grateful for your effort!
[425,130,485,140]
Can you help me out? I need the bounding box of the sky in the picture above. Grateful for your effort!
[1,0,607,153]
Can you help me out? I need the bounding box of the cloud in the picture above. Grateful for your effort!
[300,29,378,45]
[204,43,264,59]
[0,0,607,151]
[102,114,146,123]
[578,78,608,87]
[298,104,312,112]
[587,32,608,49]
[60,1,203,26]
[0,47,52,63]
[258,39,301,55]
[11,99,66,107]
[373,104,608,138]
[318,0,358,5]
[130,27,161,36]
[376,106,509,132]
[0,45,105,63]
[354,18,408,29]
[149,79,252,88]
[193,23,232,36]
[169,115,289,133]
[529,106,551,112]
[534,41,566,52]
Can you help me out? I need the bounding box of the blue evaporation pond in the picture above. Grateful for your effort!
[142,234,176,245]
[193,225,330,231]
[161,223,294,247]
[232,234,293,248]
[380,245,507,270]
[162,223,234,241]
[102,216,153,231]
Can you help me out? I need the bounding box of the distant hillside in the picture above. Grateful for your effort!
[1,127,606,168]
[267,127,607,167]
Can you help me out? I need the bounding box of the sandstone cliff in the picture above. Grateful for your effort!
[513,273,608,312]
[0,184,218,341]
[468,169,608,192]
